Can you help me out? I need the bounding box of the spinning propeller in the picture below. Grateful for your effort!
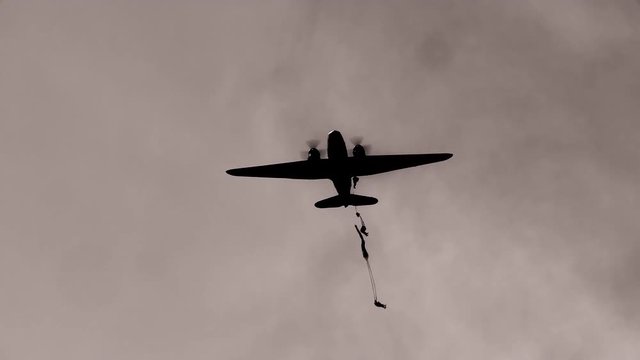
[300,139,326,160]
[350,136,372,158]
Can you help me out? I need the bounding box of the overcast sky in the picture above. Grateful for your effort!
[1,1,640,359]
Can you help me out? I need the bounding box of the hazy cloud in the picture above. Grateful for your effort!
[1,0,639,359]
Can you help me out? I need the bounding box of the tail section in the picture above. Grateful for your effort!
[314,194,378,208]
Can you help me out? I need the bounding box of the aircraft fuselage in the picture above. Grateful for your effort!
[327,130,353,200]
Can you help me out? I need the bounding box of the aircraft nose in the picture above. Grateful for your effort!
[328,130,342,141]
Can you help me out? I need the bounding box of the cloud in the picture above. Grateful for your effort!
[1,0,639,359]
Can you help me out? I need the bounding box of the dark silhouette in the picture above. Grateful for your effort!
[374,300,387,309]
[360,229,369,259]
[355,225,386,310]
[226,130,452,208]
[356,211,369,236]
[353,176,359,189]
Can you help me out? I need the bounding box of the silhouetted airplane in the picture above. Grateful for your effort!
[226,130,452,208]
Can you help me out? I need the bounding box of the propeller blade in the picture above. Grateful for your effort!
[350,136,363,145]
[306,139,320,149]
[350,136,372,154]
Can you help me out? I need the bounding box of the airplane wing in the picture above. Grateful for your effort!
[226,159,332,179]
[226,153,452,180]
[347,153,453,176]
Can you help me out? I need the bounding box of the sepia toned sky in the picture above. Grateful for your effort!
[1,0,640,359]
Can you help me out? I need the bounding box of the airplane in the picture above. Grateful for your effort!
[226,130,452,208]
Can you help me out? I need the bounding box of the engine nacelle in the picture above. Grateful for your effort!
[307,148,321,161]
[352,144,366,158]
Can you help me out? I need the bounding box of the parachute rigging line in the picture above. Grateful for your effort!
[355,224,386,309]
[352,179,385,309]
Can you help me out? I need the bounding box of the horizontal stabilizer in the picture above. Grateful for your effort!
[314,194,378,208]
